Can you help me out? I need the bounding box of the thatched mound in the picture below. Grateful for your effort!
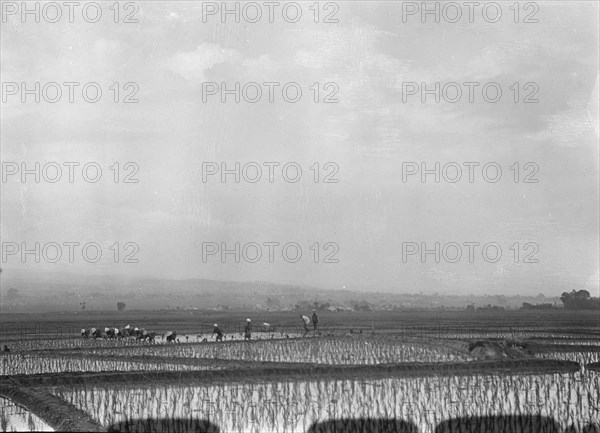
[468,340,532,360]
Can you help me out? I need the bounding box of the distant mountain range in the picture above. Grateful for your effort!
[0,270,564,312]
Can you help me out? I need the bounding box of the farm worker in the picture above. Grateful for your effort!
[2,345,10,352]
[301,314,310,337]
[212,324,224,341]
[244,319,252,340]
[312,309,319,333]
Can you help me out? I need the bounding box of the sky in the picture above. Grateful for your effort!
[1,1,599,295]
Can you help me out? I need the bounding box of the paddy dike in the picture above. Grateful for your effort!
[0,382,103,432]
[1,359,581,389]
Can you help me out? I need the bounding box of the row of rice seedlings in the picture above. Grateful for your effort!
[534,352,600,370]
[1,337,156,353]
[0,397,53,432]
[530,340,600,347]
[443,332,596,342]
[4,326,597,353]
[0,354,211,376]
[0,333,282,354]
[93,338,468,365]
[426,328,600,341]
[51,372,600,433]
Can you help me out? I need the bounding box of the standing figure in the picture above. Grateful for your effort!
[301,314,310,337]
[212,324,224,341]
[244,319,252,340]
[312,309,319,335]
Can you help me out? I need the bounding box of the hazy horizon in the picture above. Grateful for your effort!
[1,268,578,301]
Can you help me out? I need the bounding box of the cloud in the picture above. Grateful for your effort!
[165,43,241,83]
[242,54,276,77]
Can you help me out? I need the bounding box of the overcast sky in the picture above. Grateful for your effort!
[1,2,598,295]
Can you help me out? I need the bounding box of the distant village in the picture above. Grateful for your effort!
[2,284,598,313]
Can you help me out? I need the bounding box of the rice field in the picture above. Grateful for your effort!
[90,337,469,365]
[0,353,219,376]
[50,373,600,433]
[0,337,154,353]
[0,310,599,432]
[0,332,302,353]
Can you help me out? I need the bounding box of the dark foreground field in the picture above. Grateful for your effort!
[2,308,598,339]
[1,309,599,432]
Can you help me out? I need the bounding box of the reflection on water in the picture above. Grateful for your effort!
[52,372,600,433]
[308,418,418,433]
[0,397,53,432]
[106,417,221,433]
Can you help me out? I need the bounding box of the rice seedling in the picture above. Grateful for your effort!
[50,372,600,433]
[0,354,214,375]
[89,337,469,365]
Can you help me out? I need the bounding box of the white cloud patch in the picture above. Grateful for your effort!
[242,54,276,77]
[165,43,241,83]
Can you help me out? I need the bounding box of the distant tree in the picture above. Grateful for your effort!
[353,300,372,312]
[561,289,599,309]
[5,288,20,301]
[576,290,591,299]
[117,302,126,311]
[495,295,507,305]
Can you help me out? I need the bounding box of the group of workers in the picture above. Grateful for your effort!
[211,310,319,341]
[0,311,322,352]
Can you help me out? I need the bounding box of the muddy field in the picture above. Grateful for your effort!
[1,310,599,432]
